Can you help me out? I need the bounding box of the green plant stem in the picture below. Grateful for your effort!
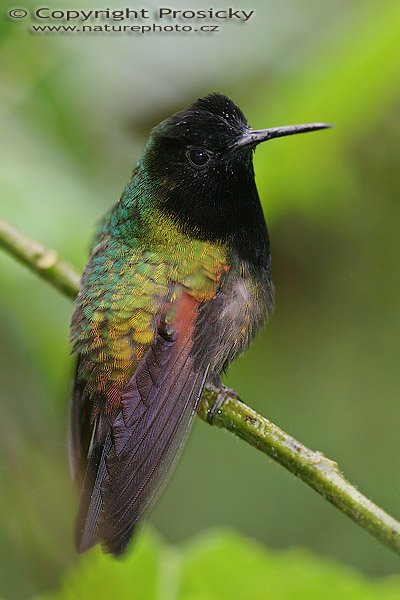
[199,387,400,555]
[0,217,80,299]
[1,215,400,556]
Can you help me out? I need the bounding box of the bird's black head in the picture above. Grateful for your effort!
[141,93,330,264]
[144,93,254,193]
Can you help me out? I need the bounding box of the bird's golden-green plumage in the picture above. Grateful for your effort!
[71,209,228,411]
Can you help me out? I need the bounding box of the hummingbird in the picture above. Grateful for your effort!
[69,93,330,556]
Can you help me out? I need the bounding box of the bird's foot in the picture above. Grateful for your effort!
[204,381,240,424]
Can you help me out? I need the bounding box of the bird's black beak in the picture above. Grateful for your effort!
[233,122,332,150]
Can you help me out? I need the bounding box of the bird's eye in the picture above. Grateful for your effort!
[186,148,212,168]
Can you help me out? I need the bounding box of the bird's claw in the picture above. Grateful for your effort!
[205,382,239,424]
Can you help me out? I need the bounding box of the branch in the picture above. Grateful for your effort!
[199,387,400,555]
[1,215,400,556]
[0,217,79,299]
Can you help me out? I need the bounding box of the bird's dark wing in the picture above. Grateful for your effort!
[74,292,214,555]
[74,413,113,553]
[69,356,103,487]
[70,231,228,555]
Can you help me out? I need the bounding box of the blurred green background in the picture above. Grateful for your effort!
[1,0,400,598]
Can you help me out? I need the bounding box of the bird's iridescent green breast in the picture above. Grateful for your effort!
[70,208,228,408]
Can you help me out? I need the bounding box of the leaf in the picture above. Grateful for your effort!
[40,529,162,600]
[179,530,400,600]
[39,529,400,600]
